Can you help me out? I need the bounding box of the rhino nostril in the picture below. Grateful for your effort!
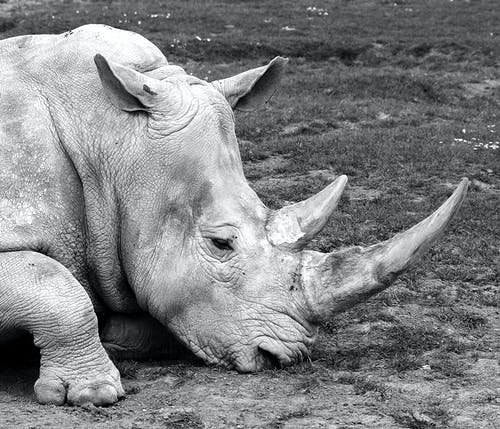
[257,346,282,369]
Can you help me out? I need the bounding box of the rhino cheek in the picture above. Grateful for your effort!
[165,301,234,366]
[119,176,215,300]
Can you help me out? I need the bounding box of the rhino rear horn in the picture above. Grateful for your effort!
[300,179,469,322]
[212,57,288,111]
[267,175,348,251]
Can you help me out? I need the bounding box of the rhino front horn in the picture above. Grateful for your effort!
[300,178,469,323]
[267,175,348,251]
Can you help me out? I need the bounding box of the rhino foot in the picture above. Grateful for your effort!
[35,362,124,406]
[0,252,125,406]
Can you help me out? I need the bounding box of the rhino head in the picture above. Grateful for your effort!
[93,54,468,372]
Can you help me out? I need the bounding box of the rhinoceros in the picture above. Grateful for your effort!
[0,24,468,406]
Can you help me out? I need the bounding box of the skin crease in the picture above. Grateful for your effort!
[0,24,315,377]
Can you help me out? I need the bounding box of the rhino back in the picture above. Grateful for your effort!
[0,24,167,82]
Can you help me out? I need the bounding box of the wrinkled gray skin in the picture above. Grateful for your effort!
[0,25,468,406]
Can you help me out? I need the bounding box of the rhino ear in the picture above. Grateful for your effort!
[212,57,288,112]
[94,54,163,112]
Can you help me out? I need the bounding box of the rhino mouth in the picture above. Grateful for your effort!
[255,343,303,370]
[233,348,292,373]
[256,346,282,370]
[231,337,312,373]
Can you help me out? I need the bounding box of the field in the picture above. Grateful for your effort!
[0,0,499,427]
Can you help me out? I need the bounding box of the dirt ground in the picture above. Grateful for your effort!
[1,309,499,428]
[1,0,499,427]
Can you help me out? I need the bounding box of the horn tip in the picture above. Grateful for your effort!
[272,56,289,65]
[334,175,348,190]
[453,177,469,200]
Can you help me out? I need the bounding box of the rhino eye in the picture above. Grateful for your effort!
[211,238,233,251]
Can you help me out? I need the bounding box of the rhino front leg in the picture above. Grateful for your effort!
[0,251,124,406]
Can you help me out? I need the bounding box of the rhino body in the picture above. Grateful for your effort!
[0,25,468,406]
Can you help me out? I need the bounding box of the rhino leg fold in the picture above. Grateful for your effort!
[0,251,124,406]
[101,313,192,361]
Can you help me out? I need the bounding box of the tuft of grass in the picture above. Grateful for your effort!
[391,401,451,429]
[433,307,488,330]
[161,410,204,429]
[337,374,390,400]
[115,360,140,379]
[238,139,271,162]
[428,352,468,378]
[295,375,321,394]
[124,385,141,395]
[269,405,312,429]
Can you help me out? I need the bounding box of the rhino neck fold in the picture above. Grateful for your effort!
[49,99,143,313]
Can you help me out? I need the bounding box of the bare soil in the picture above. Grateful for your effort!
[1,308,499,429]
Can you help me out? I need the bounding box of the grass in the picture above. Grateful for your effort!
[1,0,499,426]
[317,319,472,372]
[6,1,499,64]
